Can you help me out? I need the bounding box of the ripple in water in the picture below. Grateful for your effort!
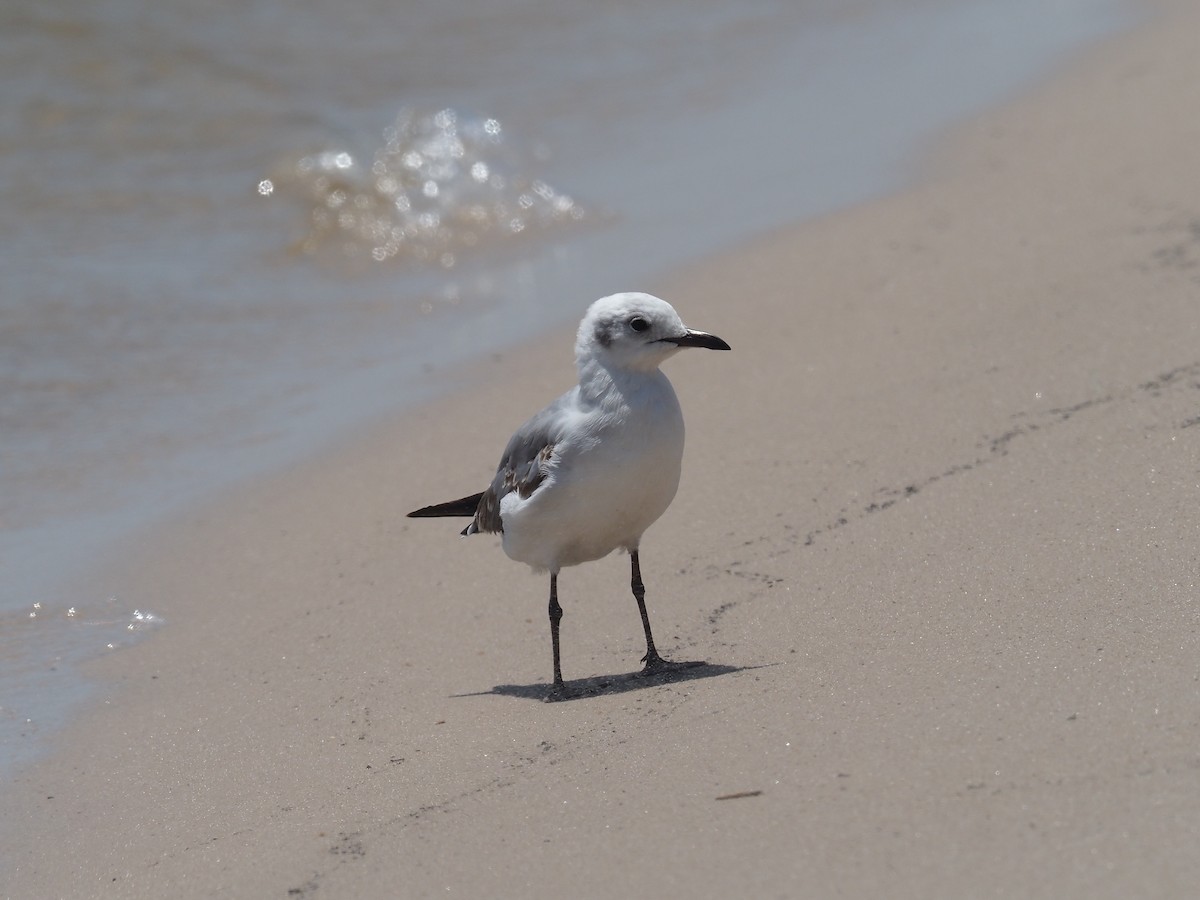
[262,108,586,268]
[0,598,164,777]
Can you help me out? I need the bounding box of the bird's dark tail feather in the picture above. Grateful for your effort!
[407,492,485,518]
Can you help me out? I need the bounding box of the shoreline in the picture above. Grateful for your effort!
[8,0,1200,895]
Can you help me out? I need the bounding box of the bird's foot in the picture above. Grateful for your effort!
[639,652,706,677]
[543,680,574,703]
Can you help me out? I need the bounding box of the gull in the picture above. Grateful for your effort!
[408,292,730,697]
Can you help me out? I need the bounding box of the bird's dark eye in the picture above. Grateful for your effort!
[629,316,650,333]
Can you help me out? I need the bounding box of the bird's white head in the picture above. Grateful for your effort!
[575,292,730,374]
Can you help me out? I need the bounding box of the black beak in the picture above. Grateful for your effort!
[664,329,731,351]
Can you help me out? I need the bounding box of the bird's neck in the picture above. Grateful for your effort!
[576,356,667,407]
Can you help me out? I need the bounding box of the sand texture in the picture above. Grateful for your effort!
[5,1,1200,896]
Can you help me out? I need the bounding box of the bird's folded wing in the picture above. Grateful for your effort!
[470,392,573,534]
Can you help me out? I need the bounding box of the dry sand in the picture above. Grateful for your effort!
[5,1,1200,896]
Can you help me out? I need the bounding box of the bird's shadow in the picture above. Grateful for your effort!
[452,659,752,703]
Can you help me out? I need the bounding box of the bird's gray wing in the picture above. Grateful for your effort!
[468,390,574,535]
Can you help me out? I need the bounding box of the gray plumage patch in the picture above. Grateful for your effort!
[459,388,574,536]
[592,318,615,348]
[470,441,556,534]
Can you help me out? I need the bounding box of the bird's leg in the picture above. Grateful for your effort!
[548,572,564,686]
[631,551,667,672]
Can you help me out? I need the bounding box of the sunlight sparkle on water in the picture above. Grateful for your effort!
[265,107,585,267]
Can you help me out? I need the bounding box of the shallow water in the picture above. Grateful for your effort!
[0,0,1134,776]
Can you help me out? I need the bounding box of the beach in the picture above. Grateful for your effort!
[2,0,1128,763]
[5,0,1200,896]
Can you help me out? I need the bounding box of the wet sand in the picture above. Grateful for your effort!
[5,0,1200,896]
